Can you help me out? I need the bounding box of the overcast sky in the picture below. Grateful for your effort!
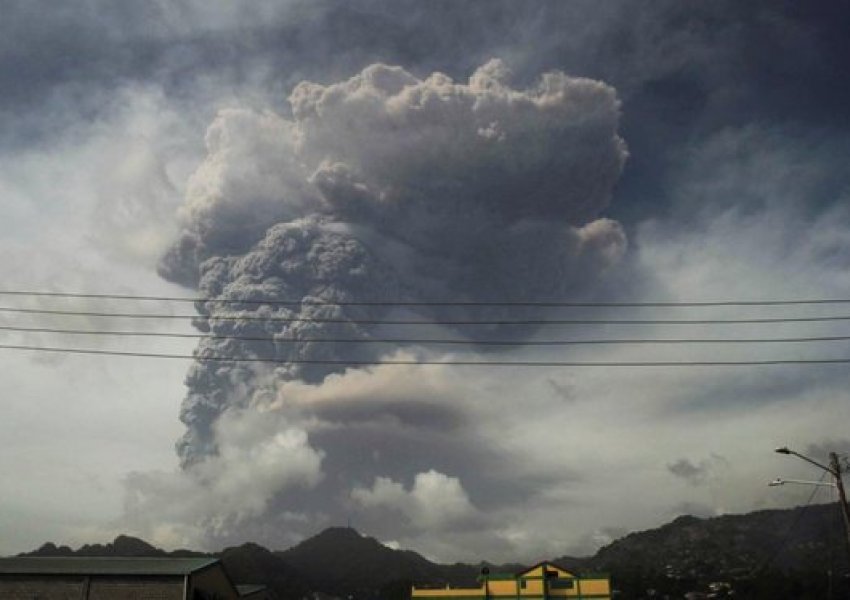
[2,0,850,563]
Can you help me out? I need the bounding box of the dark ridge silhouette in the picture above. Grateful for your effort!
[219,542,311,600]
[17,503,850,599]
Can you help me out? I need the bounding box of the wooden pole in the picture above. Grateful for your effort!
[829,452,850,558]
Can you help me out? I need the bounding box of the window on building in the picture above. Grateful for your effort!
[548,580,574,590]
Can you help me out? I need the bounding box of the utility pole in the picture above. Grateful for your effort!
[829,452,850,555]
[775,447,850,562]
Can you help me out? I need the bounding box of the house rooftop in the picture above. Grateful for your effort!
[0,556,219,576]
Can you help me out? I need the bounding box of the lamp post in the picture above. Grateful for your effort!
[774,447,850,554]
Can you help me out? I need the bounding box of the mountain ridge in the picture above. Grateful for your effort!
[15,502,849,599]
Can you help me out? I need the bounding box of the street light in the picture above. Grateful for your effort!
[773,446,850,554]
[768,477,836,488]
[775,446,834,473]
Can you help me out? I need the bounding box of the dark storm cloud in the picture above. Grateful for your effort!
[309,394,465,430]
[668,455,729,486]
[8,0,850,561]
[7,0,850,183]
[668,459,707,485]
[309,413,559,513]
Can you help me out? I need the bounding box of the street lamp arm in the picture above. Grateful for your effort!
[769,477,836,488]
[775,447,835,474]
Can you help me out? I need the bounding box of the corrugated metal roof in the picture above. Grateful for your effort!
[0,556,219,576]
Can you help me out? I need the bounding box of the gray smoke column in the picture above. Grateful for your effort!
[159,59,628,467]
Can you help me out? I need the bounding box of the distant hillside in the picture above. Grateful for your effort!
[22,535,309,600]
[220,542,312,600]
[27,535,167,558]
[25,534,209,560]
[573,503,850,598]
[18,502,850,599]
[275,527,478,598]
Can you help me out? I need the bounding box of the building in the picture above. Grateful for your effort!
[0,556,254,600]
[412,561,611,600]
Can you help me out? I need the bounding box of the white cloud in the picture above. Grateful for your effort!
[123,409,323,548]
[352,470,477,530]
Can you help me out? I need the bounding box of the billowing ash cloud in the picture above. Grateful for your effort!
[147,60,628,554]
[161,59,627,292]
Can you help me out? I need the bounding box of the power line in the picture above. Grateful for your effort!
[754,470,830,575]
[1,343,850,366]
[3,305,850,325]
[3,324,850,346]
[2,289,850,307]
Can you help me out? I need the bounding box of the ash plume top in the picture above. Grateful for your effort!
[159,59,628,468]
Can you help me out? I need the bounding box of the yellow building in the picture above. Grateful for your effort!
[412,561,610,600]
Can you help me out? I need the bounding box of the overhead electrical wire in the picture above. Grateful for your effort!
[1,289,850,307]
[1,343,850,366]
[2,289,850,366]
[2,305,850,326]
[2,324,850,346]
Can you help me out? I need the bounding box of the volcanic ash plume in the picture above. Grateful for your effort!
[155,60,628,540]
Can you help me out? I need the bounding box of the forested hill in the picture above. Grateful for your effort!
[20,502,849,599]
[573,503,849,597]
